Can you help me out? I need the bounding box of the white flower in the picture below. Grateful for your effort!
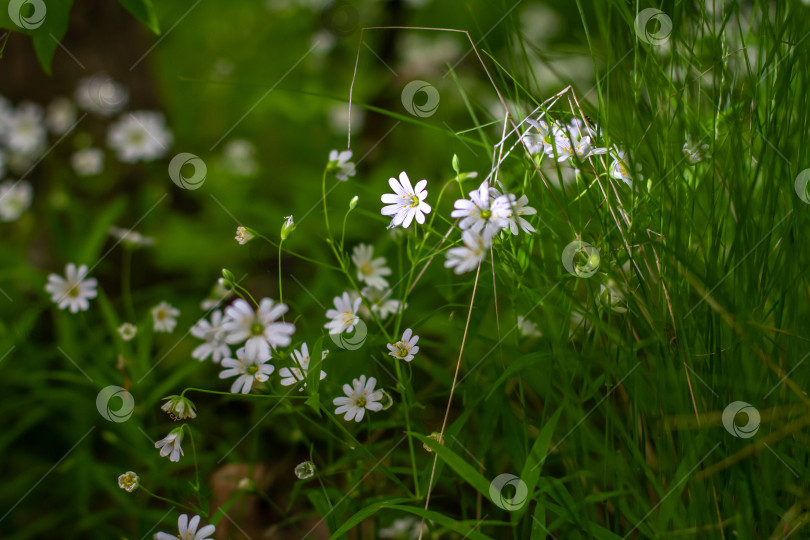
[451,180,510,240]
[521,118,561,155]
[279,343,327,387]
[0,180,33,222]
[380,171,431,229]
[360,286,402,319]
[444,230,488,274]
[190,310,231,363]
[71,148,104,176]
[294,460,316,479]
[219,345,274,394]
[107,111,172,163]
[499,193,537,235]
[281,215,295,240]
[379,516,428,539]
[387,328,420,362]
[222,139,258,176]
[152,301,180,333]
[155,513,215,540]
[517,316,542,338]
[117,323,137,341]
[155,429,185,462]
[328,149,356,181]
[324,292,362,335]
[45,263,98,313]
[550,130,607,162]
[222,298,295,358]
[161,395,197,420]
[352,243,391,289]
[117,471,139,493]
[75,73,129,116]
[683,135,711,164]
[109,226,154,247]
[45,97,77,135]
[235,226,254,245]
[598,281,627,314]
[332,375,384,422]
[2,102,46,156]
[609,148,640,187]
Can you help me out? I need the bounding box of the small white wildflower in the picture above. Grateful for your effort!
[45,97,77,135]
[109,226,154,247]
[155,513,215,540]
[107,111,172,163]
[324,291,362,335]
[598,281,627,314]
[328,149,356,181]
[235,226,254,245]
[294,460,316,479]
[222,139,258,176]
[117,323,137,341]
[352,243,391,289]
[222,298,295,358]
[387,328,420,362]
[451,180,510,240]
[379,516,428,539]
[76,73,129,116]
[219,345,274,394]
[117,471,139,493]
[360,286,403,319]
[279,342,327,388]
[517,316,542,338]
[71,148,104,176]
[2,102,47,155]
[380,171,431,229]
[333,375,384,422]
[0,180,33,222]
[444,230,488,274]
[161,395,197,420]
[155,428,184,462]
[190,310,231,363]
[152,301,180,333]
[683,135,711,164]
[45,263,98,313]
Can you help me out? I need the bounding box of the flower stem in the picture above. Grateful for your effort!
[395,358,420,498]
[139,485,199,515]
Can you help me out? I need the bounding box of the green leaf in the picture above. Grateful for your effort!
[327,497,411,539]
[117,0,160,34]
[512,408,562,523]
[411,432,492,500]
[0,0,73,74]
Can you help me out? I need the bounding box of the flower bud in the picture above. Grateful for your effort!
[452,154,460,173]
[280,215,295,241]
[349,196,359,210]
[161,395,198,420]
[235,226,255,245]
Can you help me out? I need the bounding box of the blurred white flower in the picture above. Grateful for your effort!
[76,73,129,116]
[45,263,98,313]
[152,301,180,333]
[117,323,137,341]
[324,291,362,335]
[154,428,184,462]
[2,102,46,155]
[328,103,365,135]
[381,171,431,229]
[517,316,542,338]
[190,310,231,363]
[328,149,356,181]
[109,226,154,247]
[221,139,258,176]
[609,147,640,187]
[352,243,391,289]
[399,34,461,76]
[0,180,33,222]
[222,298,295,358]
[598,281,627,314]
[498,192,537,235]
[71,148,104,176]
[219,345,274,394]
[360,286,402,319]
[379,516,428,539]
[279,342,327,387]
[45,97,77,134]
[155,514,215,540]
[683,135,711,164]
[294,460,316,479]
[444,230,487,274]
[333,375,384,422]
[107,111,172,163]
[387,328,420,362]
